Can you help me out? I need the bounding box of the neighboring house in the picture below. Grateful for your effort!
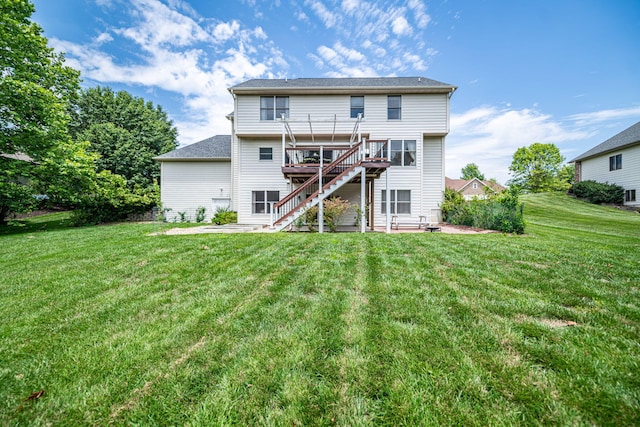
[445,177,506,200]
[155,135,232,222]
[571,121,640,207]
[158,77,457,230]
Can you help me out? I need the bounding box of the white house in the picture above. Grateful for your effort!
[157,77,457,230]
[571,121,640,207]
[155,135,232,221]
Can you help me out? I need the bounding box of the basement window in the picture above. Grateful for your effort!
[626,189,636,202]
[252,190,279,214]
[381,189,411,214]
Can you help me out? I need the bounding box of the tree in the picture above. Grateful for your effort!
[70,87,178,189]
[460,163,485,180]
[508,142,570,193]
[0,0,80,223]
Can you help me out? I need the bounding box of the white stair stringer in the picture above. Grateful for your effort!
[272,166,364,232]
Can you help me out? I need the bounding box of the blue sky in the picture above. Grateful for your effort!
[33,0,640,183]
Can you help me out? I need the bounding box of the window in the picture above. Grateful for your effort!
[383,139,416,166]
[350,96,364,118]
[609,154,622,171]
[252,190,279,214]
[626,189,636,202]
[259,147,273,160]
[260,96,289,120]
[472,182,478,189]
[387,95,401,120]
[381,190,411,214]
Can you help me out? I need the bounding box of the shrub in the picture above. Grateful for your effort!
[299,197,350,232]
[71,172,158,225]
[441,187,525,234]
[211,206,237,225]
[571,180,624,204]
[323,196,350,232]
[195,206,206,223]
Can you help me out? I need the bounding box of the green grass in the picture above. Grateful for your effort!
[1,193,639,426]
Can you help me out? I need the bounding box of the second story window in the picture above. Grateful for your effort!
[609,154,622,171]
[387,95,401,120]
[350,96,364,118]
[260,96,289,120]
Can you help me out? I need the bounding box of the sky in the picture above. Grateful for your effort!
[32,0,640,184]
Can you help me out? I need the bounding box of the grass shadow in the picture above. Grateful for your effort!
[0,211,75,236]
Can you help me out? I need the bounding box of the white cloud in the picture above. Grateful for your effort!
[94,32,113,45]
[391,16,412,36]
[50,0,287,145]
[408,0,431,28]
[567,106,640,125]
[447,106,593,184]
[306,0,339,28]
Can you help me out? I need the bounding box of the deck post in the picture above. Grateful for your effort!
[318,145,324,233]
[360,168,366,233]
[385,140,391,233]
[281,115,286,167]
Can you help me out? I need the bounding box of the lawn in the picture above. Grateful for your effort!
[1,193,639,426]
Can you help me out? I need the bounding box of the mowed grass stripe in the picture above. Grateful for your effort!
[1,193,639,426]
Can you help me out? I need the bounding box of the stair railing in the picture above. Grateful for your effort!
[273,141,364,226]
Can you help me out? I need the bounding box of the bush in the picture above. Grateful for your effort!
[211,206,237,225]
[299,197,350,232]
[441,187,525,234]
[571,180,624,204]
[71,171,158,225]
[195,206,206,223]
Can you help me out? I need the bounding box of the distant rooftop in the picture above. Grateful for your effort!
[229,77,456,94]
[571,121,640,162]
[155,135,231,161]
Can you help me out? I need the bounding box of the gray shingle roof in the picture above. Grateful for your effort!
[155,135,231,161]
[571,121,640,162]
[229,77,455,92]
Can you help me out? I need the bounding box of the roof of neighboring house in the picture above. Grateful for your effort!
[229,77,456,95]
[445,177,506,193]
[571,121,640,162]
[154,135,231,161]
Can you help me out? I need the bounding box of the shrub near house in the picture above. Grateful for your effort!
[570,180,624,205]
[441,187,525,233]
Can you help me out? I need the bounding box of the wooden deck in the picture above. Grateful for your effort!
[282,160,390,183]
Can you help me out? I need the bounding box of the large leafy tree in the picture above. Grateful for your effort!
[70,87,178,189]
[0,0,80,223]
[508,142,570,193]
[460,163,485,180]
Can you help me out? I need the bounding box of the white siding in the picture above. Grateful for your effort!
[422,137,444,220]
[160,161,231,222]
[581,144,640,206]
[234,93,450,138]
[236,138,289,224]
[233,89,451,226]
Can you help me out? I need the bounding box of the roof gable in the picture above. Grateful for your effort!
[571,121,640,162]
[445,177,506,193]
[155,135,231,161]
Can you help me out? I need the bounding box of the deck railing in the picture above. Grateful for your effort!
[273,139,389,227]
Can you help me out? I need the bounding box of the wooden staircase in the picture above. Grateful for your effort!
[271,140,389,231]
